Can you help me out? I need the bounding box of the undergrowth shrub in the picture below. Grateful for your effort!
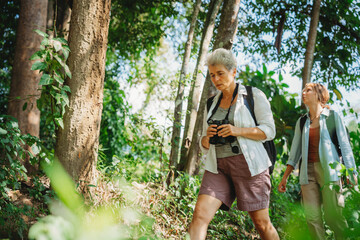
[0,115,52,239]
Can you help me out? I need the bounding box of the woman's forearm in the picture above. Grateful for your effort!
[282,165,294,180]
[236,127,267,140]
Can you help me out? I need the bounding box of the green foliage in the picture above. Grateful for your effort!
[29,159,158,240]
[30,29,71,130]
[237,0,360,89]
[109,0,178,59]
[0,115,52,239]
[99,74,168,183]
[0,0,19,114]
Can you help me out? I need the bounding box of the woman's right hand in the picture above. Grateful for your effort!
[278,178,288,193]
[201,125,218,149]
[207,124,218,138]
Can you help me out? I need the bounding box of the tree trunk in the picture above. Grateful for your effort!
[302,0,321,95]
[46,0,71,39]
[56,0,72,38]
[178,0,223,171]
[168,0,202,177]
[185,0,241,175]
[7,0,48,172]
[55,0,111,193]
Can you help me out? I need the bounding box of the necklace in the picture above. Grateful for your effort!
[310,114,319,124]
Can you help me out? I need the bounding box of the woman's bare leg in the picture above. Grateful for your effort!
[188,194,222,240]
[248,208,279,240]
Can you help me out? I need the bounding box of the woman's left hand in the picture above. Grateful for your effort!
[217,124,240,137]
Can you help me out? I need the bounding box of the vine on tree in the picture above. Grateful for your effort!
[30,29,71,129]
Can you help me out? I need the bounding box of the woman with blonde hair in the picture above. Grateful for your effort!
[278,83,358,240]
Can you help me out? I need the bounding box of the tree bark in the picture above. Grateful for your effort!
[178,0,223,171]
[185,0,240,175]
[7,0,48,172]
[47,0,71,39]
[168,0,202,176]
[302,0,321,95]
[55,0,111,193]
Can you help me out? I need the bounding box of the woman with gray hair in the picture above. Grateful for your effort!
[188,48,279,239]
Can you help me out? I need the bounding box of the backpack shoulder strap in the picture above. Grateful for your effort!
[299,115,307,134]
[326,110,337,143]
[326,109,342,156]
[206,95,215,113]
[244,86,258,125]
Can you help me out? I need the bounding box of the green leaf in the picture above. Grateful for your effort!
[43,159,84,216]
[0,127,7,135]
[53,37,68,44]
[54,75,64,84]
[39,74,52,85]
[64,64,72,79]
[34,29,49,38]
[333,88,343,101]
[55,118,64,129]
[41,38,50,46]
[31,61,47,71]
[62,85,71,93]
[61,92,69,106]
[55,93,62,105]
[31,144,40,155]
[53,40,62,52]
[30,51,42,60]
[54,55,64,66]
[62,48,70,60]
[22,102,28,111]
[278,73,283,81]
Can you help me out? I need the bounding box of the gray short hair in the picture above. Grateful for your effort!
[206,48,237,71]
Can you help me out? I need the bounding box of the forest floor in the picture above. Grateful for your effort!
[1,174,262,240]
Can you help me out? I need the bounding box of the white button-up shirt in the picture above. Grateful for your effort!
[199,84,276,176]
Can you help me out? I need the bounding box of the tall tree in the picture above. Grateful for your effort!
[7,0,48,172]
[185,0,241,175]
[55,0,111,192]
[302,0,321,91]
[168,0,202,175]
[178,0,223,171]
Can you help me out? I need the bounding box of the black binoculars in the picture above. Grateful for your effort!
[207,119,236,145]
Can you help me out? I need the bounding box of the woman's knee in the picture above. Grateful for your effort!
[252,216,272,233]
[192,205,213,225]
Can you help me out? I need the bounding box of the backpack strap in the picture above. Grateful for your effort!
[206,96,215,113]
[326,110,337,146]
[299,114,307,134]
[206,83,239,121]
[244,86,258,125]
[326,109,344,157]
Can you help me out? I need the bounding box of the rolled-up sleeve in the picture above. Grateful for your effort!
[287,118,302,168]
[253,88,276,141]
